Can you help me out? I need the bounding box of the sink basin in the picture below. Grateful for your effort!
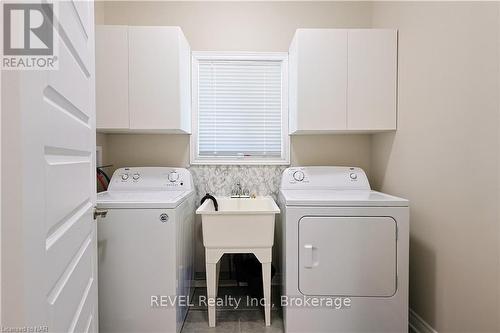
[196,197,280,248]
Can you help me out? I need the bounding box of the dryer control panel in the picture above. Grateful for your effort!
[108,167,193,191]
[281,166,370,190]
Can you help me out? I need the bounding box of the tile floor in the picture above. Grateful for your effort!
[182,310,283,333]
[181,287,283,333]
[183,286,412,333]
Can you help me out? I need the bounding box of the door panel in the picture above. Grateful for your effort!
[47,36,91,116]
[299,216,397,296]
[45,158,92,234]
[72,1,92,39]
[48,237,94,332]
[73,291,96,333]
[45,96,92,150]
[21,1,98,332]
[57,1,92,74]
[3,1,96,329]
[46,207,93,294]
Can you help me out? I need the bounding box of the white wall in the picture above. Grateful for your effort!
[101,1,372,51]
[370,2,500,332]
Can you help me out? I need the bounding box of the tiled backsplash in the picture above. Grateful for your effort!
[189,165,287,202]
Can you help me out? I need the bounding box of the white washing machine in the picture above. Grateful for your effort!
[279,166,409,333]
[96,167,195,333]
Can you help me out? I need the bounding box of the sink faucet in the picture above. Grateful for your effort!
[231,181,250,198]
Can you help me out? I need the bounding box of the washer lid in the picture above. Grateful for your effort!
[96,190,193,209]
[280,189,408,207]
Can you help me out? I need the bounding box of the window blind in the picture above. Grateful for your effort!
[197,60,283,159]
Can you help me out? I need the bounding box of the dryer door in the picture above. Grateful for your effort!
[299,216,397,297]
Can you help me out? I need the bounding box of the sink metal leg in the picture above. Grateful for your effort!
[206,261,217,327]
[262,262,272,326]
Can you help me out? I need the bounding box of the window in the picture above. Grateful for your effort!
[191,52,289,165]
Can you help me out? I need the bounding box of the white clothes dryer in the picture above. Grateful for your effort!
[279,166,409,333]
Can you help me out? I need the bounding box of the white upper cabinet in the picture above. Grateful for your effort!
[96,26,191,133]
[289,29,347,133]
[96,25,129,130]
[289,29,397,134]
[129,26,191,133]
[347,29,397,131]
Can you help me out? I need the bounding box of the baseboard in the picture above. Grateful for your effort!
[409,308,438,333]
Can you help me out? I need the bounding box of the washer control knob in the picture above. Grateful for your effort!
[293,171,305,182]
[132,173,140,180]
[121,173,129,181]
[168,171,179,182]
[350,173,357,180]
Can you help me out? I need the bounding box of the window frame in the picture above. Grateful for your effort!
[190,51,290,165]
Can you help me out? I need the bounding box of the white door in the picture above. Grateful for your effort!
[10,2,98,332]
[299,216,397,297]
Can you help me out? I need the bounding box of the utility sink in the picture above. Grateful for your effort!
[196,196,280,248]
[198,196,279,327]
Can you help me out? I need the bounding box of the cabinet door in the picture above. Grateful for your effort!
[291,29,347,133]
[128,26,190,133]
[96,25,129,130]
[347,29,397,130]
